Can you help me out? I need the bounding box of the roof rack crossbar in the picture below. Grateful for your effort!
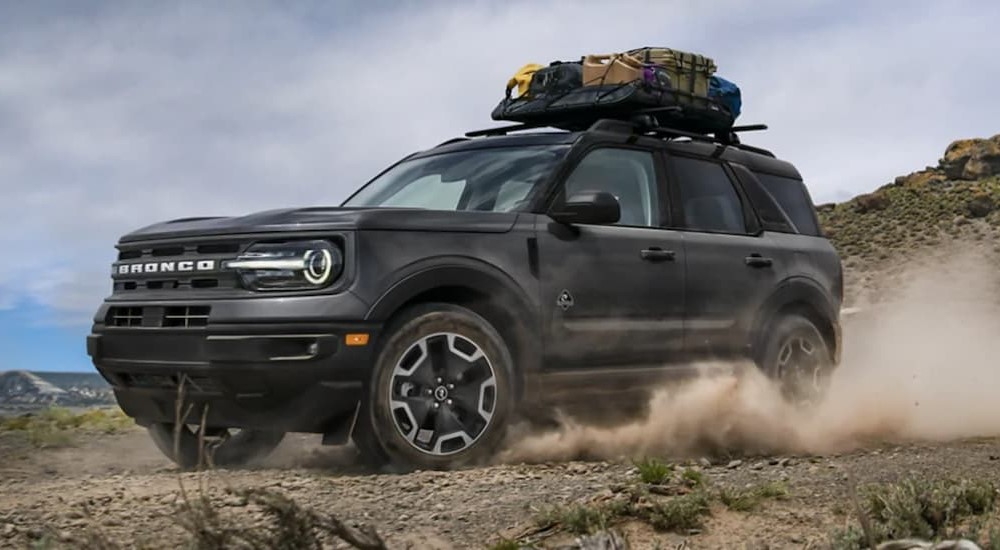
[464,121,554,137]
[730,124,768,133]
[460,116,774,156]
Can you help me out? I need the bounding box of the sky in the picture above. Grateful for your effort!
[1,0,998,372]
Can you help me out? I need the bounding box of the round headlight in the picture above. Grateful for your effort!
[303,248,333,285]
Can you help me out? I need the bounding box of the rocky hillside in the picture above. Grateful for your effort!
[0,371,114,412]
[816,134,1000,305]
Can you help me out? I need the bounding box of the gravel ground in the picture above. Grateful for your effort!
[2,428,1000,549]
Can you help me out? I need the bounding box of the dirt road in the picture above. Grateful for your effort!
[1,427,999,549]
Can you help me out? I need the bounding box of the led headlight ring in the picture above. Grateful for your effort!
[303,248,333,285]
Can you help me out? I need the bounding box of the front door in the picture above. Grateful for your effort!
[536,146,686,370]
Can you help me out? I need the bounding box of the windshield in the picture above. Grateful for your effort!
[342,145,569,212]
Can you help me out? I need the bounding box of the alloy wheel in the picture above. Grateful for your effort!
[388,332,498,456]
[775,334,826,405]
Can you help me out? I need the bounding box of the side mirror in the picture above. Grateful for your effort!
[549,191,621,225]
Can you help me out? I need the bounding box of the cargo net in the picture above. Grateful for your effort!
[492,49,740,134]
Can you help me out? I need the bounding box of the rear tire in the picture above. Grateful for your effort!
[756,313,834,407]
[353,302,515,471]
[147,423,285,469]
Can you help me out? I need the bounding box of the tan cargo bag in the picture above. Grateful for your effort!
[627,47,717,98]
[581,52,645,86]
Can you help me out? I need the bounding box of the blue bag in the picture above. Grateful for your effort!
[709,76,741,119]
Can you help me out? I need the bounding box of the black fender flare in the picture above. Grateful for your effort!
[748,276,842,364]
[364,256,542,391]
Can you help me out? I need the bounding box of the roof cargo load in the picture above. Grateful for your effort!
[491,47,741,134]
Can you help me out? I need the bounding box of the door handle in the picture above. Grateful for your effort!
[745,253,773,268]
[640,247,676,262]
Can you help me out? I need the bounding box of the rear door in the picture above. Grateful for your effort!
[663,153,787,358]
[537,143,687,369]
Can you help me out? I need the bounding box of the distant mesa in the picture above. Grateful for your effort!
[0,370,115,411]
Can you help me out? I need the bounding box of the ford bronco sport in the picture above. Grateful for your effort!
[86,118,842,470]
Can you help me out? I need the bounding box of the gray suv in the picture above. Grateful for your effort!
[86,118,843,471]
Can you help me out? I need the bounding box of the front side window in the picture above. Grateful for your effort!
[342,145,569,212]
[672,156,748,234]
[561,148,660,227]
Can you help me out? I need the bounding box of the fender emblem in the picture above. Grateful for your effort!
[557,290,575,311]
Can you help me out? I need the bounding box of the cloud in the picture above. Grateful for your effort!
[2,0,999,325]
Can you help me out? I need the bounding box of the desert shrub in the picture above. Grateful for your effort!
[646,492,712,532]
[829,478,999,549]
[719,482,790,512]
[536,503,618,535]
[634,457,673,484]
[681,468,706,488]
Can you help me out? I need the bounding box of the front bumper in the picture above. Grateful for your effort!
[88,298,380,438]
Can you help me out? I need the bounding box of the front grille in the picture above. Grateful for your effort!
[109,307,143,328]
[112,240,244,294]
[106,306,211,328]
[163,306,211,328]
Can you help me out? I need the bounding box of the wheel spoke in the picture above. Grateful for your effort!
[434,404,464,436]
[448,384,480,414]
[427,336,450,380]
[444,334,485,381]
[431,406,475,455]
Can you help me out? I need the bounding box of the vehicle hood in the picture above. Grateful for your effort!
[119,207,521,243]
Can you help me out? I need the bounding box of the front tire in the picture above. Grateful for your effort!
[756,313,834,407]
[147,423,285,469]
[353,303,515,471]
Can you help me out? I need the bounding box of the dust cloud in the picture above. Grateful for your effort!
[498,246,1000,463]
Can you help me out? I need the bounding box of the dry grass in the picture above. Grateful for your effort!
[533,467,786,543]
[718,481,789,512]
[829,478,1000,549]
[0,406,134,448]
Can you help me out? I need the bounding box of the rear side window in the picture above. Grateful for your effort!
[728,164,796,234]
[755,173,822,236]
[671,156,747,234]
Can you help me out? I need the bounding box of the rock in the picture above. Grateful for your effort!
[852,191,890,214]
[570,529,631,550]
[777,458,792,467]
[222,496,247,507]
[2,523,15,537]
[726,460,743,469]
[940,135,1000,180]
[877,539,983,549]
[698,457,712,468]
[966,194,995,218]
[895,169,946,188]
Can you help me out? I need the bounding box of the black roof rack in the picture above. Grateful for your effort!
[460,116,774,157]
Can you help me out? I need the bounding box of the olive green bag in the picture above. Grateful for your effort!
[627,47,717,99]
